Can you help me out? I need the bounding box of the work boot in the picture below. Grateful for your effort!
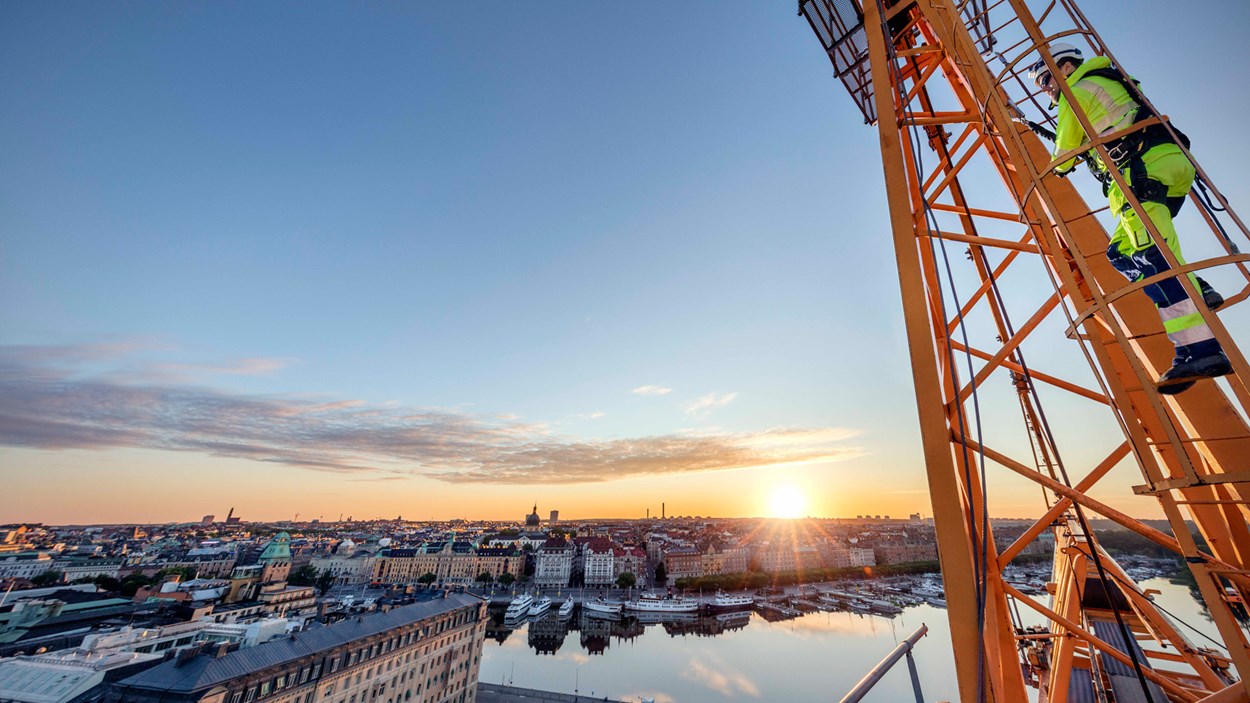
[1157,351,1233,395]
[1196,277,1225,310]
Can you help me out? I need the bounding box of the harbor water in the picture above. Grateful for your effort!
[479,577,1227,703]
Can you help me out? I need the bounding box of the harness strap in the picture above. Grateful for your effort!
[1080,66,1191,168]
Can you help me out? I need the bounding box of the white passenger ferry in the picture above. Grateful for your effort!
[584,596,624,614]
[709,591,755,612]
[623,592,700,613]
[527,595,553,616]
[504,593,534,619]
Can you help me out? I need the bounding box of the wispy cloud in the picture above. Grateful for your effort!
[0,345,863,484]
[143,357,293,381]
[631,384,672,396]
[683,391,738,418]
[682,655,761,697]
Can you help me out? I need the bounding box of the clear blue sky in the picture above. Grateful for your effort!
[2,1,1247,523]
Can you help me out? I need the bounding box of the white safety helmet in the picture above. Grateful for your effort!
[1027,43,1083,89]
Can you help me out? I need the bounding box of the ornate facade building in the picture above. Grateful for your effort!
[581,538,615,586]
[533,538,573,587]
[372,544,523,586]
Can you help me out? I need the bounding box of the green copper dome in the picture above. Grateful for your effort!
[258,531,292,561]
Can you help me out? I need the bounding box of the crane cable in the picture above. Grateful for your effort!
[1093,561,1231,654]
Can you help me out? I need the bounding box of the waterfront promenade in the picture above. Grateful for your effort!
[477,683,627,703]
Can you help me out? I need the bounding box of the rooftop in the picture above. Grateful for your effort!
[115,593,481,694]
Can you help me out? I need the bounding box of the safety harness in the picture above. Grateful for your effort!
[1080,66,1191,211]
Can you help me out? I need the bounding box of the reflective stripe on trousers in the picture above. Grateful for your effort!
[1105,242,1216,353]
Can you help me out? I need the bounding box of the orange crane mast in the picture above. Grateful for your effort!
[799,0,1250,701]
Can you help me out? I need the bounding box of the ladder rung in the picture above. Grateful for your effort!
[1133,471,1250,494]
[1146,435,1250,445]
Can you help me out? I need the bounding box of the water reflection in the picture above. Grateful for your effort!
[481,578,1214,703]
[490,604,834,656]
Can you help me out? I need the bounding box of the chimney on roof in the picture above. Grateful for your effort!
[174,643,207,666]
[214,642,237,658]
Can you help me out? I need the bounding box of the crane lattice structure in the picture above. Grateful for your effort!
[800,0,1250,701]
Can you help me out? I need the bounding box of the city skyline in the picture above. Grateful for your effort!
[4,1,1249,525]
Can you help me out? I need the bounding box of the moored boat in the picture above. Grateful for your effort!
[584,597,624,614]
[709,590,755,612]
[558,596,575,618]
[624,592,699,613]
[505,593,534,619]
[528,595,553,616]
[867,599,902,617]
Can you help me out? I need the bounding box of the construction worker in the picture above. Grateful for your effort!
[1028,44,1231,394]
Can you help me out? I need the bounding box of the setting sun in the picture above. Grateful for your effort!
[768,485,806,519]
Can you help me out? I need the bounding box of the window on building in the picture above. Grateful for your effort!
[313,663,323,679]
[231,693,243,703]
[260,682,271,697]
[244,687,258,703]
[301,668,310,683]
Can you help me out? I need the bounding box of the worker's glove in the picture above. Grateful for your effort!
[1083,154,1113,196]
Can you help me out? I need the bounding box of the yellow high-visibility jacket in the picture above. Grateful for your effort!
[1052,56,1138,174]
